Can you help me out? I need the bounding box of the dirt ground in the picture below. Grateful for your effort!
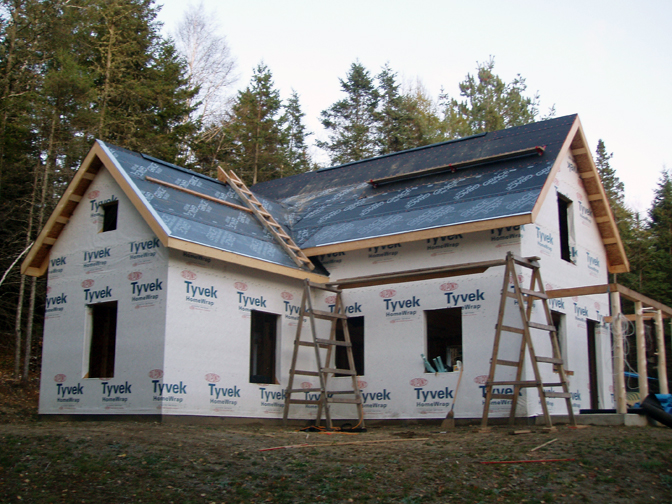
[1,373,671,503]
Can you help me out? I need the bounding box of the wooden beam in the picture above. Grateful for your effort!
[578,171,596,179]
[604,313,656,323]
[55,216,69,224]
[635,301,649,398]
[303,214,533,256]
[330,258,508,289]
[368,146,545,187]
[655,310,669,394]
[616,284,672,317]
[571,147,588,155]
[594,216,610,223]
[145,175,253,215]
[82,171,96,180]
[69,194,82,202]
[545,285,609,299]
[611,291,627,414]
[168,237,328,284]
[587,194,603,201]
[43,237,56,245]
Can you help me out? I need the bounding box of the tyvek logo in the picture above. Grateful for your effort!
[148,369,163,379]
[128,271,142,281]
[410,378,428,387]
[444,289,484,308]
[88,190,100,199]
[586,252,600,273]
[81,279,94,288]
[326,295,362,314]
[45,293,67,309]
[101,381,132,403]
[129,237,160,255]
[237,291,266,308]
[54,374,67,383]
[84,247,111,262]
[209,381,240,403]
[234,281,248,291]
[185,281,217,306]
[384,296,420,311]
[379,289,396,299]
[84,286,112,303]
[50,256,67,268]
[205,373,220,383]
[281,291,294,301]
[90,195,118,212]
[426,234,463,251]
[473,375,488,385]
[536,227,554,251]
[152,380,187,404]
[490,226,522,242]
[56,382,84,403]
[578,200,593,222]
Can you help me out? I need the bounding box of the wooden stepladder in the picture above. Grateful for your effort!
[282,280,365,429]
[218,167,314,271]
[481,252,576,428]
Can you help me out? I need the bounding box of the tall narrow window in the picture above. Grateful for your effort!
[88,301,118,378]
[102,201,118,232]
[335,316,364,376]
[551,310,567,373]
[557,194,572,262]
[250,310,279,384]
[425,308,462,372]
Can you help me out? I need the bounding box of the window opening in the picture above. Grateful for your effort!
[88,301,118,378]
[425,307,462,372]
[335,316,364,376]
[551,310,567,373]
[250,310,279,384]
[102,201,118,232]
[557,194,572,262]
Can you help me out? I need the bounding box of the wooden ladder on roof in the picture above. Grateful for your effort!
[218,167,314,271]
[481,252,576,429]
[282,280,365,429]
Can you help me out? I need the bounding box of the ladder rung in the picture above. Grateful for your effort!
[536,356,564,364]
[322,368,356,375]
[298,340,316,347]
[268,220,281,227]
[288,388,322,393]
[496,359,520,367]
[540,382,565,387]
[292,370,320,376]
[512,255,540,268]
[528,322,557,332]
[308,282,342,293]
[498,325,525,334]
[310,309,347,320]
[519,288,548,299]
[544,392,571,399]
[490,394,515,400]
[287,244,301,251]
[327,398,362,404]
[489,380,539,387]
[297,256,312,263]
[287,399,322,405]
[315,338,351,347]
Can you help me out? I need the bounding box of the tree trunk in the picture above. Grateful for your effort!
[253,100,261,185]
[98,23,115,138]
[14,159,41,378]
[23,111,57,382]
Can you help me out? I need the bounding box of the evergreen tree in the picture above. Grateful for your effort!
[317,62,379,165]
[646,170,672,306]
[283,90,312,175]
[222,63,287,185]
[440,57,542,139]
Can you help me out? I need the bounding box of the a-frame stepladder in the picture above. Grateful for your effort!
[481,252,576,428]
[282,280,365,429]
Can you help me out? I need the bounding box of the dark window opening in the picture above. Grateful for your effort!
[335,316,364,376]
[88,301,117,378]
[558,194,571,262]
[425,308,462,372]
[587,319,599,410]
[102,201,118,232]
[250,310,279,384]
[551,310,565,373]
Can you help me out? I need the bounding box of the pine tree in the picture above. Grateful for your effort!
[283,90,312,175]
[317,62,379,165]
[646,170,672,306]
[222,63,287,185]
[440,57,542,139]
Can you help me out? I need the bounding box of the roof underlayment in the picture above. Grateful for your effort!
[21,114,629,278]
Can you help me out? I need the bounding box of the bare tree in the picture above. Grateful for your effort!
[174,2,237,127]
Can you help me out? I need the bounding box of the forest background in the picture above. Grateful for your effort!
[1,0,670,386]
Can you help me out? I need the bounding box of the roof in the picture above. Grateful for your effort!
[20,141,328,282]
[21,114,629,278]
[254,114,629,273]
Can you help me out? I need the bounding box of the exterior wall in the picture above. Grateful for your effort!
[39,169,168,415]
[520,152,613,415]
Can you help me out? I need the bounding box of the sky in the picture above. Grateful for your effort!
[156,0,672,214]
